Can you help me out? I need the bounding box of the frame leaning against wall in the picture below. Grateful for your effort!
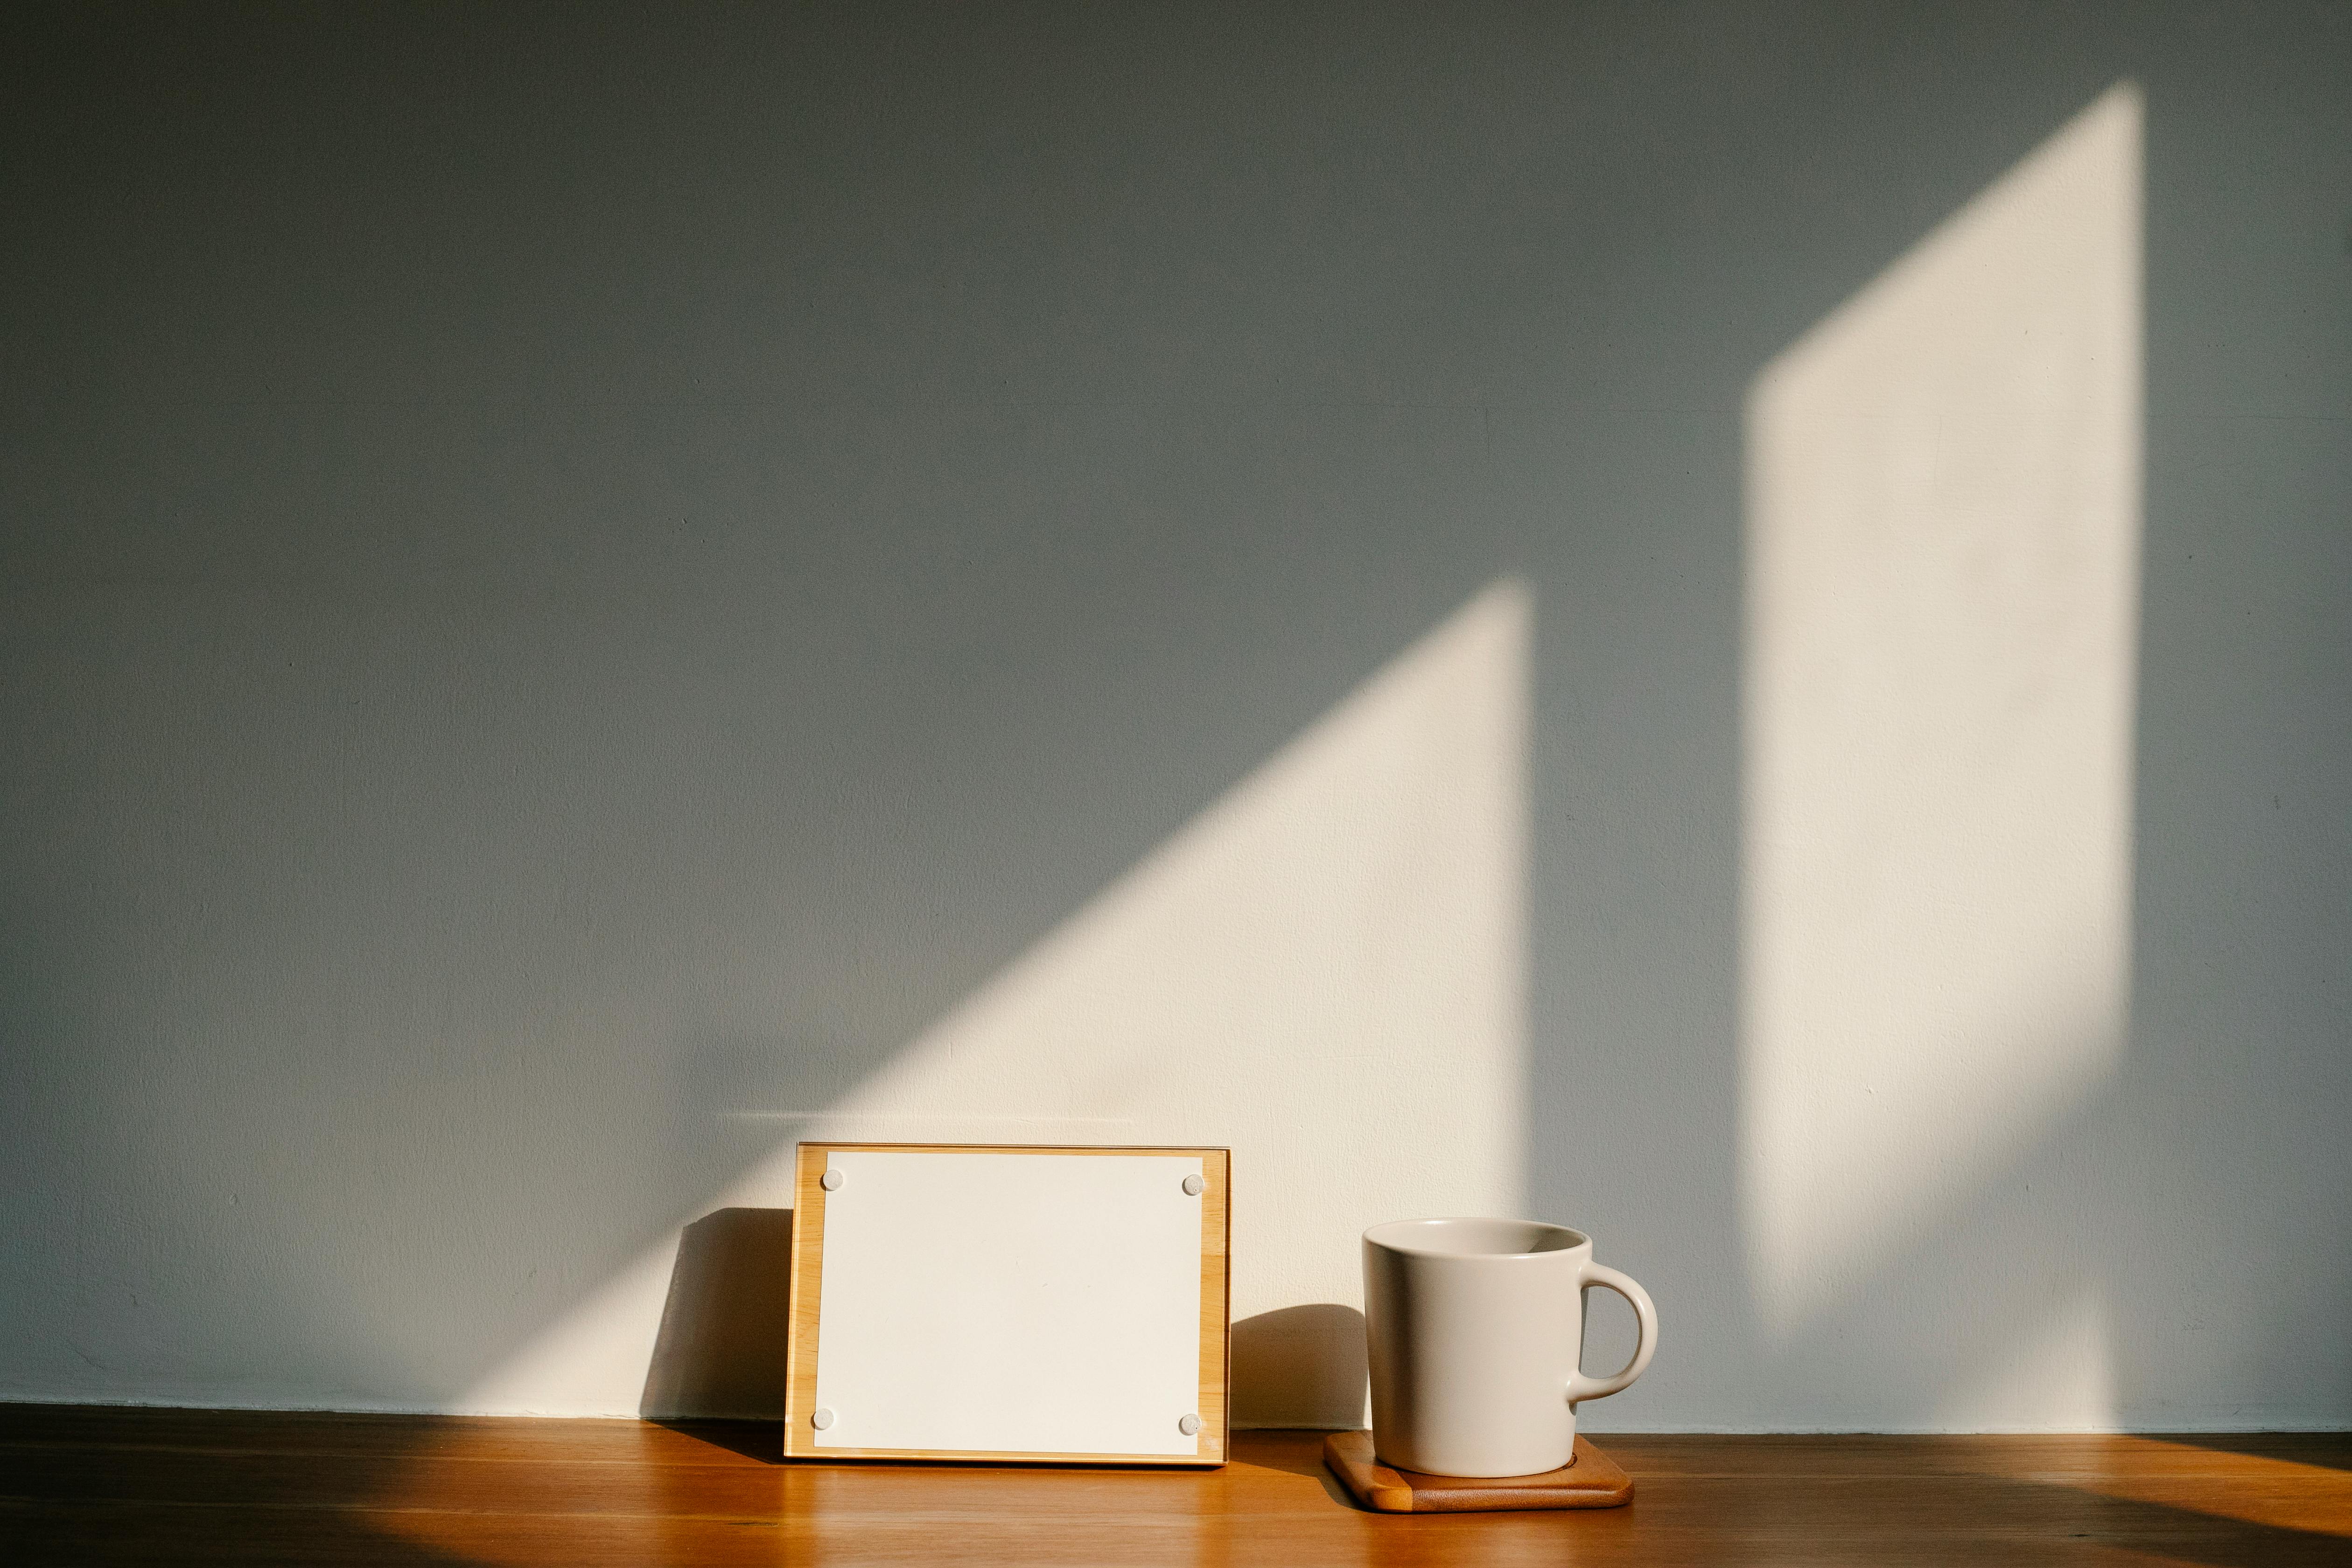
[783,1142,1232,1465]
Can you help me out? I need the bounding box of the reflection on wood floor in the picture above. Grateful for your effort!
[3,1405,2348,1566]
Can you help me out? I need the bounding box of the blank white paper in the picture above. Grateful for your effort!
[811,1150,1205,1455]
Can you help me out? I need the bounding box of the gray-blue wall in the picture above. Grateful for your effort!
[4,1,2346,1428]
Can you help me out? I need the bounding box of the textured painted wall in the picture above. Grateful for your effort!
[2,2,2346,1431]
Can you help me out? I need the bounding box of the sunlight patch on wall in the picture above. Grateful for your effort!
[1740,81,2142,1375]
[460,580,1531,1421]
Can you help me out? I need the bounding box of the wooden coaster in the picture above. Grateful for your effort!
[1322,1429,1634,1512]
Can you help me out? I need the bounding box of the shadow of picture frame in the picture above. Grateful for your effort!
[640,1207,796,1421]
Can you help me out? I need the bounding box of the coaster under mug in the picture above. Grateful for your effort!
[1322,1429,1634,1512]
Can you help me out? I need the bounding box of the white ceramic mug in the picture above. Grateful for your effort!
[1363,1217,1657,1477]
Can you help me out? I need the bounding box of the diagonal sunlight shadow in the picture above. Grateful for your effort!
[2044,1436,2352,1538]
[1740,83,2143,1426]
[456,580,1533,1427]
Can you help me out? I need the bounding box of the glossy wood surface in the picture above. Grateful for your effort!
[3,1405,2348,1565]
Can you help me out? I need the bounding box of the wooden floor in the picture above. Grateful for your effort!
[4,1406,2349,1565]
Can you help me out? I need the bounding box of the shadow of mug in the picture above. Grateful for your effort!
[1231,1302,1369,1429]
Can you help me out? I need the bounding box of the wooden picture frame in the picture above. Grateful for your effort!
[784,1142,1231,1465]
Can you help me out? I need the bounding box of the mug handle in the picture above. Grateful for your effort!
[1567,1261,1658,1406]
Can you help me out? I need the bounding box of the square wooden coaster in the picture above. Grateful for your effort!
[1322,1429,1634,1512]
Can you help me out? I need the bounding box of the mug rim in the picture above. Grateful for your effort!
[1363,1216,1591,1259]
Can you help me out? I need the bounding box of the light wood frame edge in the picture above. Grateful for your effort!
[783,1142,1232,1466]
